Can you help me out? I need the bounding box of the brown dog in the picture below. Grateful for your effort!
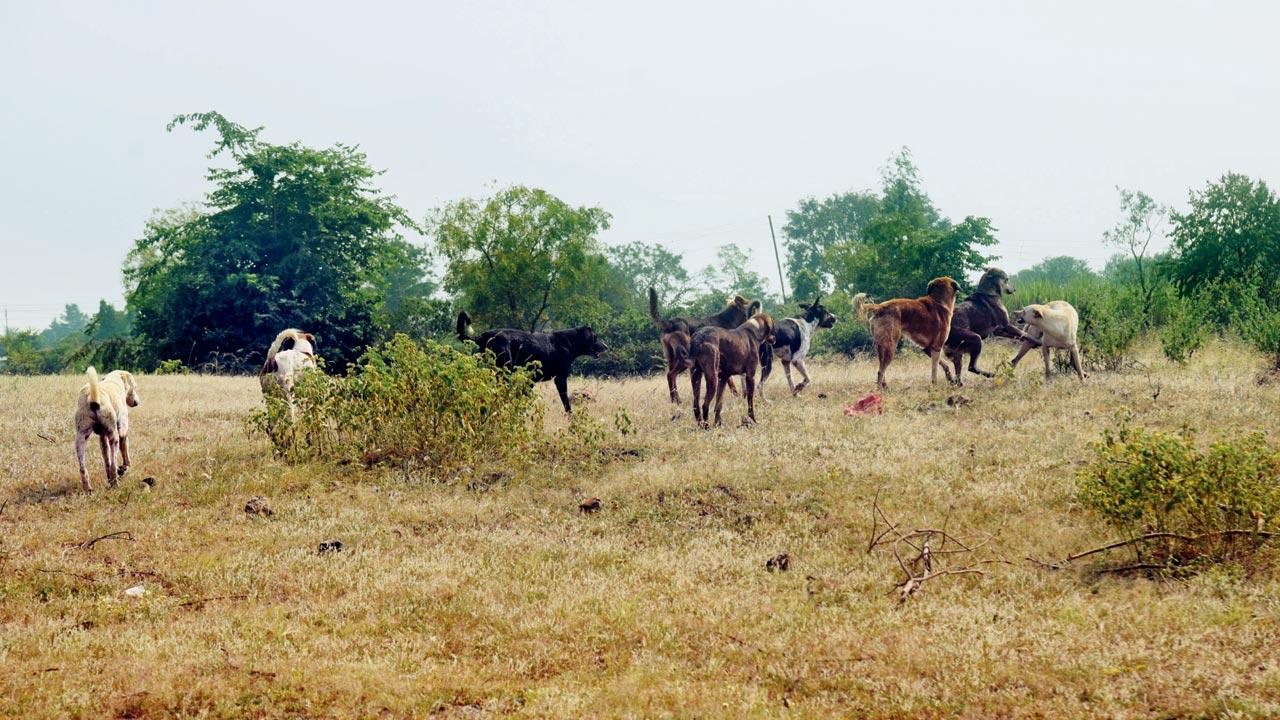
[689,314,775,427]
[650,288,759,402]
[854,277,961,389]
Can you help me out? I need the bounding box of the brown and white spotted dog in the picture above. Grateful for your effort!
[759,296,837,398]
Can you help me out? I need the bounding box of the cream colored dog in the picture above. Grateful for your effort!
[259,328,317,397]
[74,367,140,492]
[1011,301,1085,381]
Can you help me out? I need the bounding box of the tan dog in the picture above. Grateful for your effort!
[74,367,140,492]
[854,277,961,389]
[689,313,775,427]
[259,329,317,397]
[1012,301,1085,381]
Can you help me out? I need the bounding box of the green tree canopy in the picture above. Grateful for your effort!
[124,112,426,370]
[822,149,998,299]
[1168,173,1280,305]
[430,184,612,331]
[1011,256,1097,286]
[782,190,880,299]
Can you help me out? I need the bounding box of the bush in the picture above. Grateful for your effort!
[251,335,543,476]
[574,306,664,377]
[809,290,872,357]
[1079,424,1280,569]
[156,359,191,375]
[1016,278,1143,371]
[1159,295,1207,366]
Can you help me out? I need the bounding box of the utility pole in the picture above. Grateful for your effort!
[768,215,788,304]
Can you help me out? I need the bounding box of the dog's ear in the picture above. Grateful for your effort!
[303,333,315,345]
[1032,307,1043,319]
[748,300,762,316]
[120,371,136,389]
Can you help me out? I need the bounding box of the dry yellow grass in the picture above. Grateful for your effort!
[2,339,1280,718]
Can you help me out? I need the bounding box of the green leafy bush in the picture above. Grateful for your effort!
[1079,424,1280,568]
[1159,295,1207,366]
[156,359,191,375]
[251,335,543,476]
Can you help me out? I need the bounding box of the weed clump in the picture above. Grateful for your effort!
[251,335,542,476]
[1078,423,1280,572]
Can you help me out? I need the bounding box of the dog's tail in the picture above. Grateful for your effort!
[86,366,100,412]
[852,293,880,322]
[748,299,762,317]
[648,287,670,331]
[262,329,303,376]
[456,311,474,343]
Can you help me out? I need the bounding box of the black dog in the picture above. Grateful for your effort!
[456,311,608,412]
[943,267,1040,384]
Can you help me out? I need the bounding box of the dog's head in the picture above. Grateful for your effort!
[977,267,1015,296]
[748,313,776,344]
[1013,305,1045,326]
[799,295,838,328]
[119,371,140,407]
[927,277,961,303]
[730,294,751,310]
[575,326,609,358]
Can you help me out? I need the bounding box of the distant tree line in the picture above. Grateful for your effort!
[3,112,1278,375]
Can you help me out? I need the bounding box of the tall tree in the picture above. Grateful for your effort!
[1168,173,1280,305]
[1011,256,1097,286]
[1102,188,1168,317]
[430,185,612,331]
[782,191,880,299]
[823,149,997,299]
[124,112,424,370]
[606,241,691,308]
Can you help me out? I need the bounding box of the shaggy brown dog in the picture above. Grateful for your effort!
[853,277,961,389]
[689,314,775,427]
[650,288,759,402]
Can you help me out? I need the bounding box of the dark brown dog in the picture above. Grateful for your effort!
[689,314,775,427]
[943,267,1040,384]
[650,288,759,403]
[853,277,960,389]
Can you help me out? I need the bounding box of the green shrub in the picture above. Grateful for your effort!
[251,335,543,476]
[1016,278,1142,371]
[156,359,192,375]
[810,290,872,357]
[1079,424,1280,569]
[1159,295,1207,366]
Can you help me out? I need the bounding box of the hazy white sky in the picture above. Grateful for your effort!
[2,1,1277,328]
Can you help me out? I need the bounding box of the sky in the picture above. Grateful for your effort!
[2,1,1277,329]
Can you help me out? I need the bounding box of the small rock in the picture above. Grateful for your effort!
[816,392,828,399]
[317,540,343,554]
[124,585,146,598]
[141,476,156,488]
[766,553,791,572]
[946,394,972,407]
[244,496,273,516]
[579,498,602,514]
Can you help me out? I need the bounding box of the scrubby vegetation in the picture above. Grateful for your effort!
[252,336,543,475]
[4,341,1280,717]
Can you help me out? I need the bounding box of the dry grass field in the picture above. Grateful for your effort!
[2,339,1280,719]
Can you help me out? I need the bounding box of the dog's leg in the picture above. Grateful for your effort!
[1070,346,1086,381]
[793,358,812,395]
[967,341,994,378]
[76,430,93,492]
[1040,346,1052,380]
[691,365,704,425]
[725,375,740,397]
[554,374,572,413]
[943,350,960,385]
[929,348,943,384]
[119,433,131,476]
[782,360,796,394]
[713,373,728,427]
[875,337,894,389]
[1010,340,1036,369]
[744,371,757,425]
[99,433,117,487]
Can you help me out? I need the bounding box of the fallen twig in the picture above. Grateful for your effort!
[77,531,134,549]
[177,594,249,608]
[868,495,1006,604]
[1066,529,1279,562]
[36,432,57,444]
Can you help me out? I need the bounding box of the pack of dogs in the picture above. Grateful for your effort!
[71,267,1084,489]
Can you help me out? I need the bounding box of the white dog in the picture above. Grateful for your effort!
[1011,301,1085,381]
[259,329,317,398]
[74,367,140,492]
